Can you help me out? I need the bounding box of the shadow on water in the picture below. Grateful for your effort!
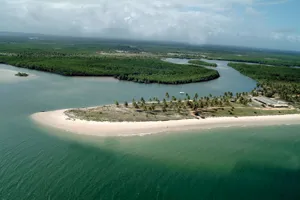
[3,136,300,200]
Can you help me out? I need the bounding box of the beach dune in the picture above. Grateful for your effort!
[31,109,300,137]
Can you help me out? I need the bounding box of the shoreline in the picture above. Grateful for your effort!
[31,109,300,137]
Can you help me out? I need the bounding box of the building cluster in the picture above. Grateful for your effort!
[254,96,289,108]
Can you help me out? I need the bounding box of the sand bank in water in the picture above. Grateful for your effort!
[31,109,300,137]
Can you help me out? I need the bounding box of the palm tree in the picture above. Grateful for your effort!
[165,92,170,99]
[172,96,177,101]
[162,105,167,112]
[151,103,156,111]
[115,101,119,106]
[133,102,139,109]
[124,101,128,107]
[194,93,199,100]
[256,82,261,88]
[144,105,148,111]
[163,98,167,106]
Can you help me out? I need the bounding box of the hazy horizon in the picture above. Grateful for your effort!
[1,0,299,51]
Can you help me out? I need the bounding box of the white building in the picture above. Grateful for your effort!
[254,97,289,108]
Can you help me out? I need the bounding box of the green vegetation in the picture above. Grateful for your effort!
[0,55,219,84]
[66,92,299,122]
[206,52,300,67]
[15,72,29,77]
[228,63,300,105]
[188,59,217,67]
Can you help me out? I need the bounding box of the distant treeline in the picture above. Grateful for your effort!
[208,55,300,67]
[228,63,300,82]
[188,60,217,67]
[0,55,220,84]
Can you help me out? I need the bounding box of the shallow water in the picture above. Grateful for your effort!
[1,62,300,200]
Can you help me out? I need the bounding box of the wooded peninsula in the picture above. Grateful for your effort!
[0,55,220,84]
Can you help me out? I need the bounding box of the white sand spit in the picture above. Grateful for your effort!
[31,109,300,137]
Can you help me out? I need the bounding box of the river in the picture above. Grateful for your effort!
[0,60,300,200]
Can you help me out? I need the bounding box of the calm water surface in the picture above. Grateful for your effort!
[1,61,300,200]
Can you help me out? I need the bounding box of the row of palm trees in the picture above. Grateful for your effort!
[115,91,252,113]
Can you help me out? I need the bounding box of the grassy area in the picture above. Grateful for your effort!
[188,59,217,67]
[66,104,194,122]
[202,107,299,118]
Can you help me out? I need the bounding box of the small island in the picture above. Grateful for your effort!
[188,59,218,67]
[15,72,29,77]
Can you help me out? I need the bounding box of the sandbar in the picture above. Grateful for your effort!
[31,109,300,137]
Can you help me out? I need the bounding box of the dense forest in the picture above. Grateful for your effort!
[188,60,217,67]
[208,54,300,67]
[0,55,220,84]
[228,63,300,104]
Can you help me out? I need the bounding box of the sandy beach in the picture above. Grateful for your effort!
[31,109,300,137]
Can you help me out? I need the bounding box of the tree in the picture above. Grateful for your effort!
[115,101,119,106]
[124,101,128,107]
[133,102,139,109]
[165,92,170,99]
[172,96,177,101]
[143,105,148,111]
[194,93,199,100]
[162,105,167,112]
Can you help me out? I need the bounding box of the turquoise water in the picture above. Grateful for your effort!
[1,62,300,200]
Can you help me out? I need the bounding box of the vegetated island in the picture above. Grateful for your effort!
[0,55,219,84]
[188,59,217,67]
[32,92,300,137]
[15,72,29,77]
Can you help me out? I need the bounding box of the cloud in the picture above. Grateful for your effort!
[0,0,298,49]
[256,0,289,5]
[245,7,262,16]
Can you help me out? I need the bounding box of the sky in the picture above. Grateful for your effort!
[0,0,299,51]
